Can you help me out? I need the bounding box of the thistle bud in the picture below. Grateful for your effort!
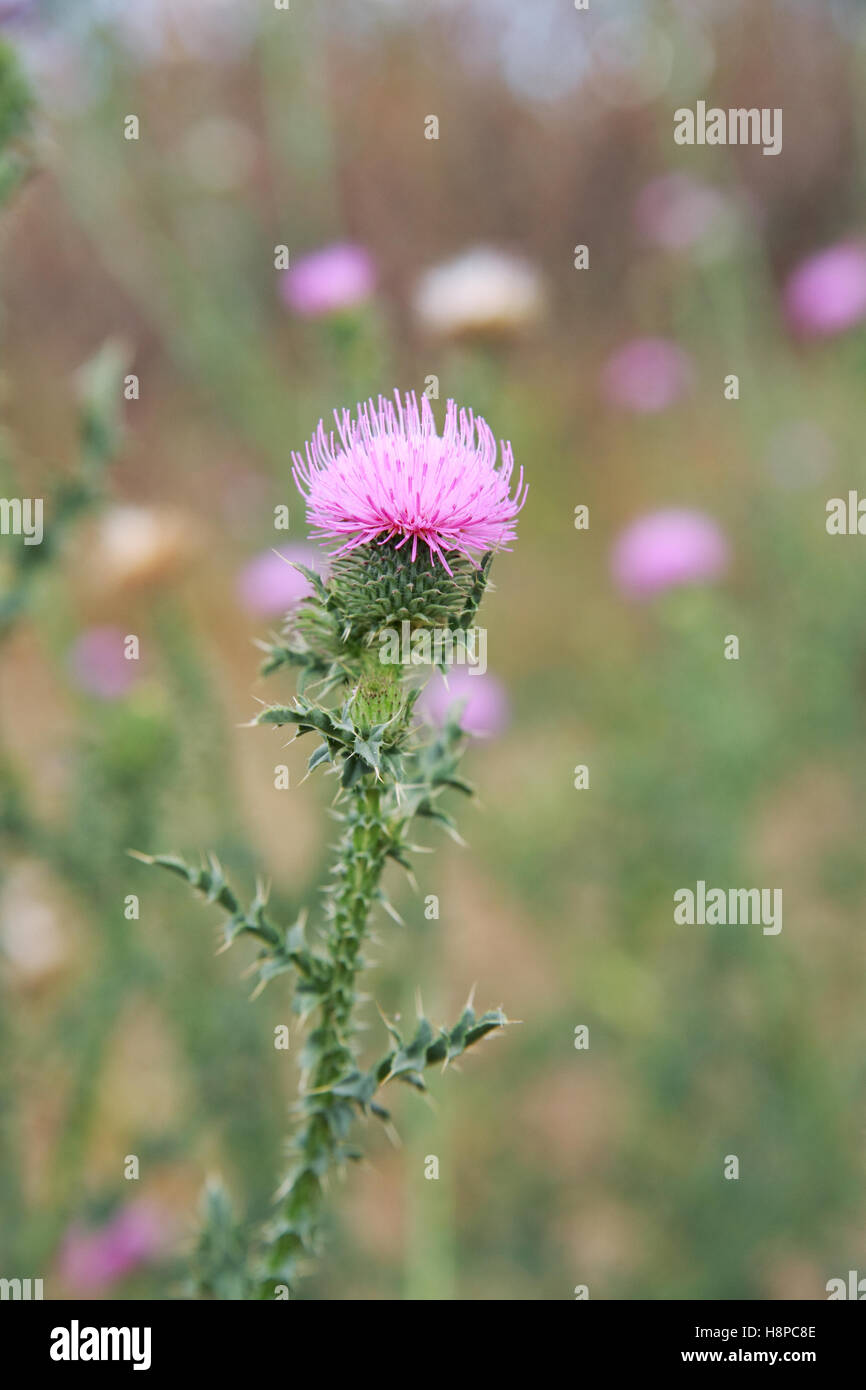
[329,541,481,641]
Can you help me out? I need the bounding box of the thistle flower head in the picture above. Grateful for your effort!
[418,667,510,738]
[280,242,376,319]
[634,174,735,257]
[601,338,693,414]
[236,544,324,618]
[783,241,866,339]
[611,508,729,599]
[70,627,141,700]
[292,391,526,573]
[58,1203,167,1292]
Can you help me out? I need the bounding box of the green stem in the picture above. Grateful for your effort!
[256,780,390,1295]
[143,726,509,1298]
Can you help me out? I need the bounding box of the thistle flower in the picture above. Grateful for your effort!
[57,1204,166,1293]
[0,2,35,23]
[292,391,526,572]
[634,173,738,260]
[783,242,866,339]
[236,544,323,618]
[412,246,545,341]
[601,338,694,414]
[418,667,510,738]
[141,386,517,1300]
[69,626,140,700]
[280,242,376,319]
[611,508,729,599]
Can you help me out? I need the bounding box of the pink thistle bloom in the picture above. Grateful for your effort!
[634,173,731,253]
[280,243,376,319]
[0,1,35,22]
[69,626,140,699]
[601,338,694,414]
[236,544,324,617]
[783,242,866,339]
[611,509,729,599]
[58,1204,167,1292]
[292,391,526,571]
[418,668,510,738]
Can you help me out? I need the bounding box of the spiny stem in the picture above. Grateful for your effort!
[255,780,389,1294]
[136,712,511,1298]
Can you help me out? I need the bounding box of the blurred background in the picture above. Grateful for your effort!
[2,0,866,1300]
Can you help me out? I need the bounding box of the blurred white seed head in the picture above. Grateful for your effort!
[89,505,198,593]
[412,246,546,341]
[0,863,70,985]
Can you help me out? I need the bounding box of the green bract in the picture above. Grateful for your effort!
[330,543,483,636]
[259,545,493,691]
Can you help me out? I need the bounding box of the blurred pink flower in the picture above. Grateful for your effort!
[280,243,376,319]
[783,242,866,339]
[236,545,323,618]
[0,1,35,21]
[601,338,693,413]
[58,1204,166,1292]
[417,668,510,738]
[611,509,729,599]
[634,173,729,252]
[69,627,140,699]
